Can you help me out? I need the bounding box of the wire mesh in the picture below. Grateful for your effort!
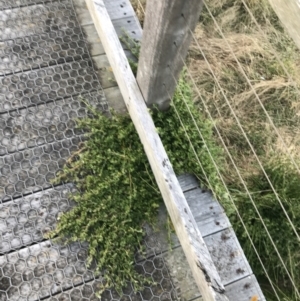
[0,0,179,300]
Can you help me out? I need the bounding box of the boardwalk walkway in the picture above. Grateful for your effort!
[0,0,265,300]
[0,1,177,300]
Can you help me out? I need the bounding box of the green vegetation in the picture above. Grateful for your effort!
[49,76,225,294]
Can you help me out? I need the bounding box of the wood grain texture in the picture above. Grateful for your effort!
[85,1,227,300]
[205,229,253,285]
[178,173,199,192]
[136,0,203,110]
[268,0,300,50]
[192,275,266,301]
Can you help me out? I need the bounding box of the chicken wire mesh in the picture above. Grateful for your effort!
[0,0,179,300]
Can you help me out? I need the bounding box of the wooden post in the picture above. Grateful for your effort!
[136,0,203,110]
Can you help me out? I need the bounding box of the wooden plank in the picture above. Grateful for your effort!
[268,0,300,50]
[85,1,228,300]
[102,86,127,114]
[82,24,105,56]
[204,229,253,286]
[164,245,264,301]
[113,16,143,41]
[0,0,46,10]
[0,28,90,76]
[186,188,230,238]
[0,1,77,41]
[163,246,202,301]
[196,215,230,238]
[0,136,83,202]
[93,51,139,89]
[103,0,136,20]
[136,0,203,109]
[73,0,94,26]
[0,92,105,155]
[0,185,75,253]
[186,189,224,219]
[192,275,266,301]
[178,174,199,192]
[224,275,266,301]
[0,60,101,113]
[0,240,96,299]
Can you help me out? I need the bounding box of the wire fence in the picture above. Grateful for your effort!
[135,0,300,300]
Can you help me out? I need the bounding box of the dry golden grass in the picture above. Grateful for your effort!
[130,0,146,26]
[188,9,300,178]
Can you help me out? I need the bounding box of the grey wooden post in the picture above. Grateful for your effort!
[136,0,203,110]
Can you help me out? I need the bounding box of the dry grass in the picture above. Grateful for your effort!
[130,0,146,26]
[188,13,300,176]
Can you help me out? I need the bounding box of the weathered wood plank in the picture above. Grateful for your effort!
[163,247,202,301]
[82,23,105,56]
[103,0,136,20]
[178,174,199,192]
[0,60,100,113]
[103,86,127,114]
[73,0,94,26]
[0,92,105,155]
[136,0,203,109]
[0,240,95,299]
[185,189,231,237]
[85,1,228,300]
[164,244,264,301]
[143,197,230,258]
[268,0,300,50]
[0,0,46,10]
[192,275,266,301]
[0,29,89,76]
[73,0,142,43]
[93,51,139,89]
[185,189,224,221]
[224,275,266,301]
[0,185,76,253]
[113,16,143,41]
[205,228,253,286]
[0,136,83,202]
[0,1,77,41]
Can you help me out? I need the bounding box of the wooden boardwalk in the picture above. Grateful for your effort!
[0,0,265,300]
